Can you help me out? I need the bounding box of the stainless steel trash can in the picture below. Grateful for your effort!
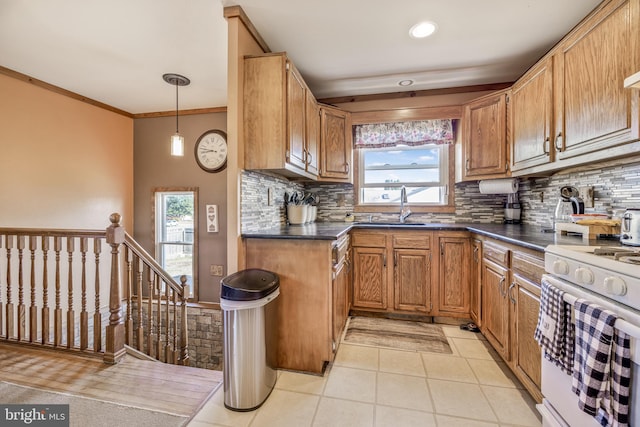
[220,269,280,411]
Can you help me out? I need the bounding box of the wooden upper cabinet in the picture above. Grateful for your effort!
[319,105,352,183]
[244,52,328,180]
[511,58,554,172]
[462,90,510,180]
[305,91,320,176]
[287,64,307,172]
[554,0,639,161]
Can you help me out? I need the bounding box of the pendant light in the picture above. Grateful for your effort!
[163,73,190,156]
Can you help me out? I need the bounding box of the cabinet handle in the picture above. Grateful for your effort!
[543,136,550,155]
[440,243,444,256]
[499,276,506,297]
[508,282,516,304]
[383,253,386,268]
[394,252,397,267]
[465,158,470,171]
[473,246,479,263]
[345,163,350,173]
[554,132,563,152]
[306,151,312,165]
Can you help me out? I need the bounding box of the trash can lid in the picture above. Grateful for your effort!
[220,268,280,301]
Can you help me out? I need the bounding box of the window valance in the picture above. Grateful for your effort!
[354,119,454,149]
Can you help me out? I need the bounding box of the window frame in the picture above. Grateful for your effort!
[152,187,199,300]
[354,142,455,214]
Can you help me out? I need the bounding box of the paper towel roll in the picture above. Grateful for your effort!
[479,178,519,194]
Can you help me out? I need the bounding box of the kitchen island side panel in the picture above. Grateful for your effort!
[245,238,333,374]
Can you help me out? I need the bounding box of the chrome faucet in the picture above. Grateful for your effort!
[399,186,412,223]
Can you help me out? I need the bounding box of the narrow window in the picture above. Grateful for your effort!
[154,188,197,297]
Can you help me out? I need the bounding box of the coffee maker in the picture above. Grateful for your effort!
[504,193,521,224]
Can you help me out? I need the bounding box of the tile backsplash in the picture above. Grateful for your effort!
[241,159,640,231]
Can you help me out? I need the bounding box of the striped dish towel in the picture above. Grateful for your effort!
[534,279,574,374]
[571,299,631,426]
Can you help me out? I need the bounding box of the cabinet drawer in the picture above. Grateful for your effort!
[392,233,431,249]
[512,251,544,284]
[483,241,510,267]
[351,232,386,248]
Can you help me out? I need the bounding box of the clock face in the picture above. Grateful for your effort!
[195,130,227,172]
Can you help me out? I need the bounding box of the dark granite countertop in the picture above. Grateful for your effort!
[242,222,621,251]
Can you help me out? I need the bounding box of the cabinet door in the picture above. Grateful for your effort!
[393,249,432,313]
[554,0,640,160]
[352,246,387,310]
[463,92,509,178]
[511,59,554,171]
[470,239,482,326]
[510,275,543,402]
[305,92,320,176]
[482,259,509,359]
[332,262,348,350]
[287,64,307,171]
[438,237,471,315]
[320,107,352,181]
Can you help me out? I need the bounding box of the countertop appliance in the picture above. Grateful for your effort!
[621,208,640,246]
[539,245,640,427]
[554,186,585,230]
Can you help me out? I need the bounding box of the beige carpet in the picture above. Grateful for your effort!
[343,316,452,354]
[0,381,196,427]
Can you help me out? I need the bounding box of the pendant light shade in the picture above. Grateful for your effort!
[163,73,190,157]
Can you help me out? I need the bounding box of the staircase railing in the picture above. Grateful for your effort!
[0,213,189,366]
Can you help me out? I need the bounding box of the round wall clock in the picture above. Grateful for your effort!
[194,129,228,172]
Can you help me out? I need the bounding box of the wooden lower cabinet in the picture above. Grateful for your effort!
[394,248,432,312]
[475,236,544,403]
[437,235,470,315]
[482,258,510,360]
[510,274,543,402]
[332,259,350,349]
[245,238,338,374]
[470,238,482,326]
[352,246,387,310]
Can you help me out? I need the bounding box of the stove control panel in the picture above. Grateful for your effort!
[545,253,640,310]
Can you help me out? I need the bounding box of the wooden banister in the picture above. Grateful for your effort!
[0,213,190,366]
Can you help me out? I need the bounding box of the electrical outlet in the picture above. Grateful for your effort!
[578,186,594,208]
[267,187,273,206]
[210,265,224,276]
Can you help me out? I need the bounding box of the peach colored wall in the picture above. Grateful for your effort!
[0,74,133,230]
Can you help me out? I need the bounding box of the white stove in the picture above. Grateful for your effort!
[545,244,640,313]
[540,245,640,427]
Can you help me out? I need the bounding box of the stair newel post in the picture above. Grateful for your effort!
[104,213,126,364]
[180,276,190,366]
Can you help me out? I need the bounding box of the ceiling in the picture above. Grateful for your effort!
[0,0,601,115]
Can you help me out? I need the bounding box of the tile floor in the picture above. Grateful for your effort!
[188,322,542,427]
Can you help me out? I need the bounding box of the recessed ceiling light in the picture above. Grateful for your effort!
[409,21,437,39]
[398,79,414,87]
